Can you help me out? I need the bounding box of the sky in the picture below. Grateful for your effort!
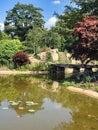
[0,0,74,30]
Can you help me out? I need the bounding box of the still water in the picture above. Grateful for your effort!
[0,74,98,130]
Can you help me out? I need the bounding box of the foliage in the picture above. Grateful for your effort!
[0,39,24,68]
[16,62,49,71]
[25,27,44,54]
[40,29,65,50]
[46,52,53,62]
[72,15,98,64]
[65,58,71,64]
[79,82,94,89]
[57,52,66,63]
[53,6,83,52]
[25,27,65,53]
[4,3,45,41]
[53,0,98,52]
[70,0,98,16]
[63,81,76,87]
[13,51,31,68]
[0,31,10,40]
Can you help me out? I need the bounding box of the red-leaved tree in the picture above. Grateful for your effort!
[72,15,98,64]
[13,51,31,68]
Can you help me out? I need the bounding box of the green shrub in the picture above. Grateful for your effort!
[65,58,71,64]
[17,62,49,71]
[63,81,76,87]
[0,31,10,40]
[0,39,25,68]
[46,52,53,62]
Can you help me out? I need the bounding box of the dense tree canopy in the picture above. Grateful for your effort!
[25,27,44,54]
[4,3,45,41]
[41,29,65,50]
[53,0,98,53]
[0,39,25,67]
[53,5,84,52]
[72,15,98,64]
[70,0,98,16]
[24,27,65,53]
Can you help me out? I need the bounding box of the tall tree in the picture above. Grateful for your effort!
[25,27,44,54]
[70,0,98,16]
[41,29,65,51]
[4,3,45,41]
[53,6,83,52]
[72,15,98,64]
[53,0,98,52]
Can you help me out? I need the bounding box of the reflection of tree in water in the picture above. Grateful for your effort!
[52,87,98,130]
[41,80,59,92]
[0,75,49,116]
[0,76,66,118]
[0,76,18,101]
[0,75,98,129]
[13,76,31,99]
[0,75,14,88]
[9,75,48,116]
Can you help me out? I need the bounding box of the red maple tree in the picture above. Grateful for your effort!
[72,15,98,64]
[13,51,31,68]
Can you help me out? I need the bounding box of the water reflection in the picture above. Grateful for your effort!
[0,75,98,130]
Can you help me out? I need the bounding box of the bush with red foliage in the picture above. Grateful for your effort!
[72,16,98,64]
[13,51,31,68]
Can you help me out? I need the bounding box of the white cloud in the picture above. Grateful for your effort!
[53,0,61,4]
[45,17,57,29]
[0,23,4,31]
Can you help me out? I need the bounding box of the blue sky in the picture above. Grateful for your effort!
[0,0,74,30]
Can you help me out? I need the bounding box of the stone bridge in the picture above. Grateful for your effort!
[50,64,98,73]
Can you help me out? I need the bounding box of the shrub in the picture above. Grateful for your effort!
[0,39,25,68]
[13,51,31,68]
[63,81,76,87]
[46,52,53,62]
[16,62,49,71]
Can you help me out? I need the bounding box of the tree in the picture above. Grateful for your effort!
[53,6,83,52]
[71,15,98,64]
[53,0,98,53]
[4,3,45,41]
[13,51,31,68]
[41,29,65,51]
[70,0,98,16]
[25,27,65,54]
[25,27,44,54]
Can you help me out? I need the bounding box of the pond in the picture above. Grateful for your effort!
[0,74,98,130]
